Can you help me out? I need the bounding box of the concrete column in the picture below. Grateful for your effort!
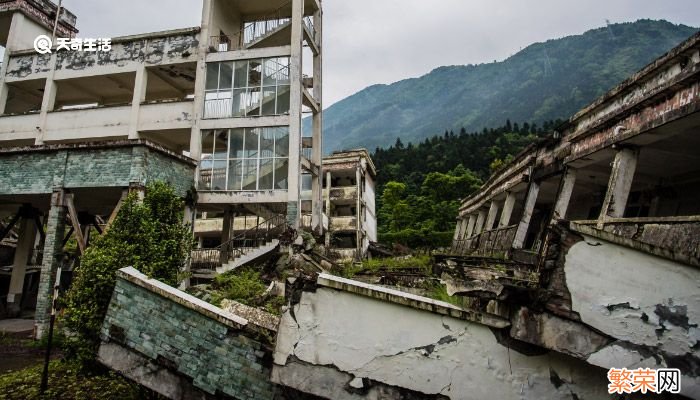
[453,219,464,241]
[465,214,477,237]
[498,191,516,228]
[513,182,540,249]
[286,0,304,228]
[355,166,362,256]
[188,0,213,169]
[0,13,27,114]
[35,189,67,338]
[598,147,639,227]
[474,209,487,235]
[128,65,148,139]
[485,201,500,232]
[324,170,331,247]
[7,216,37,316]
[35,62,58,145]
[310,7,323,234]
[552,168,577,222]
[221,208,234,244]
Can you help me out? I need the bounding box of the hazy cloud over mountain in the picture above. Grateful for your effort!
[62,0,700,106]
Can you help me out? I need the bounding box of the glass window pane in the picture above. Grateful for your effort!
[198,164,213,190]
[274,127,289,157]
[263,58,278,86]
[260,128,275,157]
[258,158,274,190]
[242,159,258,190]
[206,63,219,90]
[301,174,312,191]
[276,58,290,85]
[212,160,227,190]
[219,62,233,89]
[248,59,262,87]
[201,131,215,156]
[229,128,244,158]
[245,87,261,116]
[276,85,290,115]
[244,128,259,158]
[274,158,288,190]
[232,89,246,117]
[262,86,276,115]
[213,130,228,159]
[234,61,248,88]
[228,159,243,191]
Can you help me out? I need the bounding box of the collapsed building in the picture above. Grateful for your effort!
[0,0,323,334]
[97,28,700,400]
[0,1,699,399]
[191,148,376,273]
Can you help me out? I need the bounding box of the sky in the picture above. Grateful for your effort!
[50,0,700,106]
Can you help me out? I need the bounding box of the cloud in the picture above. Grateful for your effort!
[61,0,700,106]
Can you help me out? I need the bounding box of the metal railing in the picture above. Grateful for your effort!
[209,1,292,52]
[303,16,316,42]
[191,214,287,271]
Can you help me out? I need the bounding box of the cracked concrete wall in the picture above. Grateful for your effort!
[273,287,610,400]
[565,234,700,398]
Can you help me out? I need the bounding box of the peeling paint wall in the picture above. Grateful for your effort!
[273,287,610,400]
[565,234,700,398]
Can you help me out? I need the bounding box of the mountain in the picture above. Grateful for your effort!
[314,19,698,153]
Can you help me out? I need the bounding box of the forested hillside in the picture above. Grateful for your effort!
[374,120,558,246]
[318,20,697,153]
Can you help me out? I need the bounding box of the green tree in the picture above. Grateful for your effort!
[62,181,194,365]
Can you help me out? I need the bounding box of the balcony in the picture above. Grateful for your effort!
[330,216,356,232]
[325,186,358,203]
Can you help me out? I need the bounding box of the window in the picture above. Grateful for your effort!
[198,127,289,191]
[204,57,291,119]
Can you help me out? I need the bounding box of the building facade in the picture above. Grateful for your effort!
[318,149,376,259]
[0,0,323,334]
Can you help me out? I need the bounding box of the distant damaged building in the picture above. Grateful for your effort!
[445,30,700,397]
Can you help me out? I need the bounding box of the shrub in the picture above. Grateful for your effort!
[61,181,194,365]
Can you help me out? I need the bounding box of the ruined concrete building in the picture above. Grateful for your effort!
[191,149,376,270]
[95,29,700,400]
[318,149,377,259]
[445,30,700,397]
[0,0,323,334]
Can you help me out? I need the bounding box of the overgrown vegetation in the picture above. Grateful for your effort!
[192,268,286,316]
[340,255,431,277]
[61,181,194,366]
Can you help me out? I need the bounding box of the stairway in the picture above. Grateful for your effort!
[209,2,293,52]
[191,214,287,278]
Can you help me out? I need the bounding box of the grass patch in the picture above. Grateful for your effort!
[340,255,432,277]
[189,268,286,316]
[0,360,146,399]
